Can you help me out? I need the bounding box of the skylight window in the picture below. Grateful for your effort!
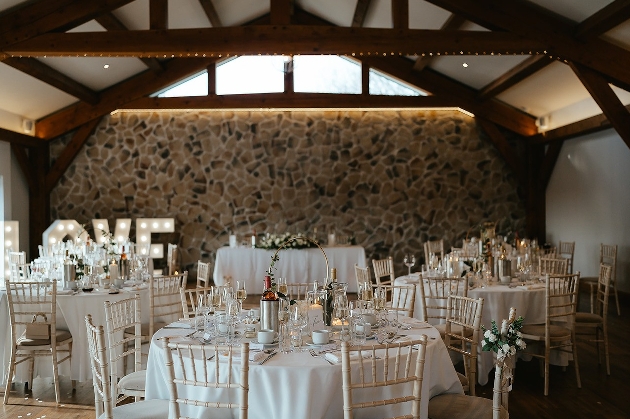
[369,69,426,96]
[293,55,361,94]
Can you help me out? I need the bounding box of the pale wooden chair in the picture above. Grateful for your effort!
[520,273,581,396]
[9,263,31,281]
[372,256,395,286]
[424,239,444,267]
[376,284,416,317]
[341,335,427,419]
[4,280,73,404]
[558,241,575,273]
[582,244,619,316]
[575,264,612,375]
[162,338,250,419]
[180,286,214,319]
[167,243,179,275]
[542,246,557,258]
[196,260,211,287]
[8,251,26,265]
[538,257,567,275]
[103,294,145,403]
[443,294,484,396]
[84,315,168,419]
[354,264,370,294]
[428,309,518,419]
[285,282,317,300]
[417,276,468,338]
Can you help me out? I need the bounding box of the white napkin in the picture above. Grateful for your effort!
[123,283,148,291]
[56,289,74,295]
[166,319,194,329]
[403,319,432,329]
[324,351,372,364]
[218,350,266,363]
[517,283,545,290]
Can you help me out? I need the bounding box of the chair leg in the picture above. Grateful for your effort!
[572,332,581,389]
[612,285,621,316]
[602,325,610,375]
[3,348,17,404]
[51,348,61,404]
[595,328,601,364]
[589,283,595,314]
[28,355,35,391]
[544,351,550,396]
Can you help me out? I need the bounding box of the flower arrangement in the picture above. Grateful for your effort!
[258,233,318,250]
[481,309,526,362]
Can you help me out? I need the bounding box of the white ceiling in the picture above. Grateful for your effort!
[0,0,628,135]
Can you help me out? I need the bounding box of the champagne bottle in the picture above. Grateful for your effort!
[262,275,279,301]
[323,268,337,326]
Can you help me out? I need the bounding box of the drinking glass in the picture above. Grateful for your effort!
[403,254,416,278]
[236,281,247,312]
[277,277,288,296]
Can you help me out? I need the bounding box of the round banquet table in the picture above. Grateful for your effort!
[395,275,569,385]
[145,318,463,419]
[0,284,153,386]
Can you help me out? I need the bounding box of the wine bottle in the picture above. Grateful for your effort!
[322,268,337,326]
[262,275,279,301]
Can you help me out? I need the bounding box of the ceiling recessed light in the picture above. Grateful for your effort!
[462,63,469,68]
[103,64,110,69]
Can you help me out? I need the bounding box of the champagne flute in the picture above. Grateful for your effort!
[277,277,288,296]
[403,254,416,279]
[236,281,247,312]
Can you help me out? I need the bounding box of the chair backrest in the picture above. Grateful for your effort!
[462,240,479,258]
[150,271,187,336]
[372,257,395,286]
[444,295,484,396]
[103,294,142,405]
[167,243,179,275]
[9,251,26,265]
[162,339,250,419]
[423,239,444,266]
[354,264,370,292]
[599,244,617,282]
[341,335,427,419]
[558,241,575,273]
[593,264,613,319]
[538,257,567,275]
[416,276,468,324]
[285,282,316,301]
[180,286,214,319]
[10,263,31,281]
[5,279,58,344]
[376,284,416,317]
[197,260,211,287]
[85,314,115,419]
[545,272,580,327]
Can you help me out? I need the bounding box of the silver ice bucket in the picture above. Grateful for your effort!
[260,300,279,332]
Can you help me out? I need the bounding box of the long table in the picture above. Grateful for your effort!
[213,246,366,293]
[145,319,462,419]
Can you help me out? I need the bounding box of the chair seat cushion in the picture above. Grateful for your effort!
[429,393,508,419]
[118,370,146,393]
[98,399,169,419]
[434,323,474,339]
[520,324,571,340]
[457,371,469,389]
[575,312,603,324]
[17,329,72,347]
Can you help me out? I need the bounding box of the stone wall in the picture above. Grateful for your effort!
[50,109,526,281]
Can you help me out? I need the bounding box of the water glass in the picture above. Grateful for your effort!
[351,315,367,346]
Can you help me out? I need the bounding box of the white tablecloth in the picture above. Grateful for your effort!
[0,285,153,386]
[395,276,560,385]
[145,320,462,419]
[213,246,366,293]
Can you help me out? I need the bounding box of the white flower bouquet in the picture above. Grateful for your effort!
[481,311,526,361]
[257,233,318,250]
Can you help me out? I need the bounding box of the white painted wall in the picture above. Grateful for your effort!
[0,141,29,260]
[547,128,630,293]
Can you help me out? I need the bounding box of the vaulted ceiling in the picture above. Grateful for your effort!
[1,0,630,148]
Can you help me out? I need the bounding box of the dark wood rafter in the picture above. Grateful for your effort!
[3,57,100,105]
[121,93,456,110]
[150,0,168,30]
[424,0,630,93]
[352,0,372,27]
[3,27,545,57]
[283,56,294,94]
[0,127,46,147]
[45,118,101,193]
[531,110,620,144]
[198,0,223,27]
[391,0,409,29]
[525,142,545,242]
[476,118,525,186]
[95,13,165,73]
[35,57,218,139]
[361,61,370,95]
[270,0,293,25]
[574,0,630,40]
[477,55,552,101]
[207,63,216,95]
[0,0,136,51]
[413,14,466,72]
[570,62,630,149]
[540,140,564,191]
[10,143,34,191]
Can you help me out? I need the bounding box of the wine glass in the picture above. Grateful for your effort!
[236,281,247,312]
[277,277,288,296]
[403,254,416,279]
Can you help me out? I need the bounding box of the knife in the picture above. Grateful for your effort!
[259,351,277,365]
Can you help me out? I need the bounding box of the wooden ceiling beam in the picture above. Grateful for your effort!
[413,14,466,72]
[45,118,101,193]
[35,57,218,140]
[0,126,44,148]
[424,0,630,93]
[570,62,630,149]
[392,0,408,29]
[270,0,293,25]
[120,93,457,110]
[3,27,544,57]
[3,56,100,105]
[574,0,630,40]
[352,0,372,27]
[477,55,552,101]
[540,140,564,190]
[198,0,223,27]
[477,118,525,185]
[150,0,168,30]
[10,143,35,191]
[95,13,165,72]
[0,0,136,50]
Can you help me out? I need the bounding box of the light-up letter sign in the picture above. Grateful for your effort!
[135,218,174,259]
